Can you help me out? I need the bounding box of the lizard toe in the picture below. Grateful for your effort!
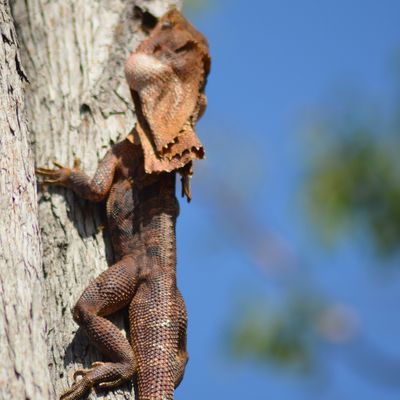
[60,376,93,400]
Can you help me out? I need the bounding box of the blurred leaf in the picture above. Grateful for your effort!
[305,84,400,257]
[307,130,400,255]
[228,295,323,372]
[228,294,359,373]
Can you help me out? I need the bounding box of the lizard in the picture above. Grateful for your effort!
[36,8,210,400]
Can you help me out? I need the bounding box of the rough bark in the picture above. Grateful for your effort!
[10,0,181,399]
[0,0,51,398]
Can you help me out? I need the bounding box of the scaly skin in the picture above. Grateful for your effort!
[36,8,210,400]
[37,138,188,400]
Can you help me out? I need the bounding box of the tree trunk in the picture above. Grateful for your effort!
[0,1,51,398]
[10,0,180,398]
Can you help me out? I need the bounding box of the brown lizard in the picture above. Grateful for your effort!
[36,8,210,400]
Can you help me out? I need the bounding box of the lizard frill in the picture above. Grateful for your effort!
[124,8,210,174]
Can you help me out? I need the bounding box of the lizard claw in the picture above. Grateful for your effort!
[36,160,72,186]
[73,158,81,169]
[52,160,66,169]
[36,167,58,174]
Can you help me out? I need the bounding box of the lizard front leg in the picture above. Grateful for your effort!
[36,148,118,202]
[60,255,140,400]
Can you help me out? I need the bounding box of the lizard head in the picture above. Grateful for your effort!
[125,8,210,175]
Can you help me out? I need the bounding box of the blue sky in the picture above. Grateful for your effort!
[174,1,400,399]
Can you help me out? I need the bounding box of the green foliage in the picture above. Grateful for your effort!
[306,120,400,256]
[228,292,359,372]
[229,296,322,372]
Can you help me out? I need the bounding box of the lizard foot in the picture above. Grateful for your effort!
[73,362,132,390]
[59,373,94,400]
[36,159,80,185]
[36,160,71,185]
[60,361,135,400]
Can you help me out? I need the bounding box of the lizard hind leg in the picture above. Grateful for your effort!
[61,255,140,400]
[174,288,189,389]
[129,278,189,399]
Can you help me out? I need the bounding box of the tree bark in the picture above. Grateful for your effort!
[9,0,181,399]
[0,1,51,398]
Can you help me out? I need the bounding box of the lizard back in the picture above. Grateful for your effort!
[106,138,179,266]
